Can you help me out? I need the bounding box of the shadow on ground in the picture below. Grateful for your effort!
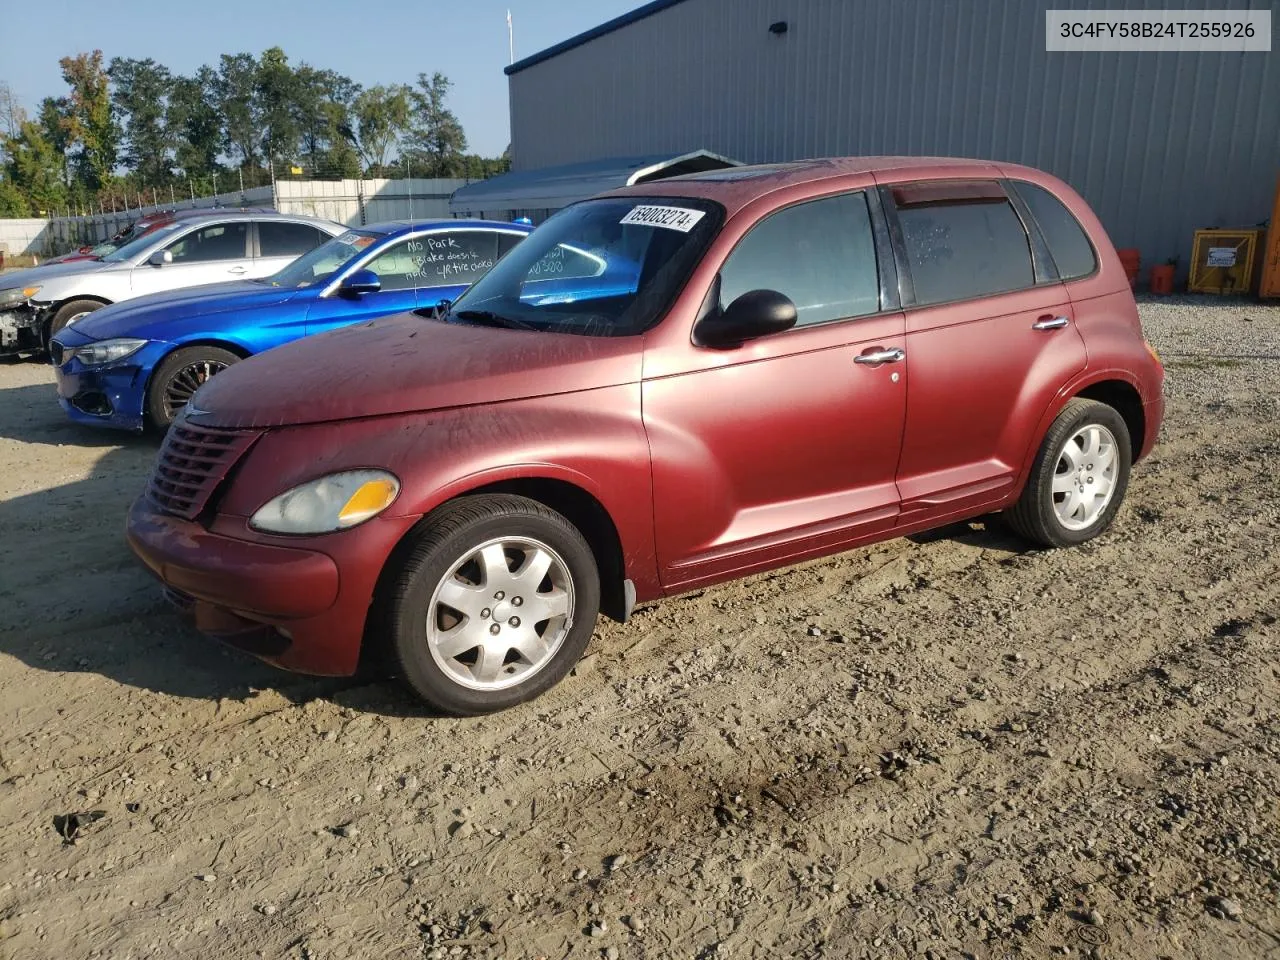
[0,367,428,715]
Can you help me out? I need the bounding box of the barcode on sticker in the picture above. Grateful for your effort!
[620,205,706,232]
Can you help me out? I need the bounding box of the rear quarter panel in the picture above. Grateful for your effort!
[996,164,1164,467]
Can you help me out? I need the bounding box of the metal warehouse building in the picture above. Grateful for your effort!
[499,0,1278,276]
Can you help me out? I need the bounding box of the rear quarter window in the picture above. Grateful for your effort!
[1012,181,1098,280]
[896,197,1034,305]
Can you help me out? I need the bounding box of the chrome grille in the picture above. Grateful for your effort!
[147,422,259,519]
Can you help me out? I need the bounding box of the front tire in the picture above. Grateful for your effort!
[146,346,240,430]
[1006,398,1132,548]
[47,299,104,345]
[379,494,601,715]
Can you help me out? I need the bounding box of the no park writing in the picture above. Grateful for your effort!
[404,236,494,283]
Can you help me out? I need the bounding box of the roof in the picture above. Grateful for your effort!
[608,156,1012,216]
[449,150,739,215]
[363,218,532,235]
[145,210,340,226]
[506,0,691,75]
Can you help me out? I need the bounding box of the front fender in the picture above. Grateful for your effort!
[212,384,660,597]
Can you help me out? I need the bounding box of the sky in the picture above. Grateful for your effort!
[3,0,642,157]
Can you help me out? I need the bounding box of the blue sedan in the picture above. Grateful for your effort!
[51,218,532,431]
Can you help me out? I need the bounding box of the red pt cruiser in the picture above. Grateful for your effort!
[127,157,1164,715]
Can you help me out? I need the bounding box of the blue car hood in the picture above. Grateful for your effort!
[71,281,301,341]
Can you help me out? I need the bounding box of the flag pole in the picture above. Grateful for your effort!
[507,10,514,65]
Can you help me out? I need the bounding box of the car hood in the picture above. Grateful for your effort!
[190,312,642,429]
[1,259,115,291]
[71,281,301,340]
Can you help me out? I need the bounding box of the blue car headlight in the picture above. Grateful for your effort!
[64,337,148,367]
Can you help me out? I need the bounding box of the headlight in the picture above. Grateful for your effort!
[0,285,41,308]
[65,337,148,366]
[249,470,401,535]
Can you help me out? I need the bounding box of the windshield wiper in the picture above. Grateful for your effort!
[451,309,537,331]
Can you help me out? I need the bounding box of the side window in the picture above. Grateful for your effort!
[496,232,525,259]
[366,232,501,291]
[364,239,425,292]
[719,192,880,327]
[165,222,249,263]
[259,221,325,258]
[895,193,1034,305]
[1012,181,1097,280]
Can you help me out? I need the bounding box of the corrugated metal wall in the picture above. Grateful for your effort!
[508,0,1278,272]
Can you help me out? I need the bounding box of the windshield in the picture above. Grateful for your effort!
[263,229,380,288]
[89,240,119,257]
[102,221,187,262]
[446,197,722,337]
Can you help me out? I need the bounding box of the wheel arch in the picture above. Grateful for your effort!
[380,475,630,623]
[1072,378,1145,459]
[142,339,254,423]
[1015,370,1148,496]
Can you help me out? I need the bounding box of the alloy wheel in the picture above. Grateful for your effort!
[1051,423,1118,530]
[163,359,230,419]
[426,536,575,691]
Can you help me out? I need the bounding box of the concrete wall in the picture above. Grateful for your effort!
[0,178,476,257]
[506,0,1279,275]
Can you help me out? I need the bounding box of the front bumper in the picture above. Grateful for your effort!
[0,305,43,355]
[126,495,418,676]
[52,339,172,432]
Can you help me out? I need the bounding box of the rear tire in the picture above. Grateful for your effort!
[377,494,600,715]
[145,346,240,430]
[46,299,104,345]
[1006,398,1132,548]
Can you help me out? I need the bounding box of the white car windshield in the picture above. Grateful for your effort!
[262,230,381,288]
[101,221,188,263]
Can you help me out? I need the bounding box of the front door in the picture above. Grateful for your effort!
[645,190,908,591]
[885,180,1088,520]
[130,220,254,297]
[305,229,505,337]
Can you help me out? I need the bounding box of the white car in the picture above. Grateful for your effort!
[0,212,345,355]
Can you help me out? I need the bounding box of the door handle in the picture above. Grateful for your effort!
[854,347,905,365]
[228,266,248,275]
[1032,315,1069,330]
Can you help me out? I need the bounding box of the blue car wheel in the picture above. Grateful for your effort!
[146,345,241,430]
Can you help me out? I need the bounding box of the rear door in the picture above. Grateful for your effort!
[304,229,507,337]
[129,220,253,296]
[883,179,1088,522]
[254,220,330,277]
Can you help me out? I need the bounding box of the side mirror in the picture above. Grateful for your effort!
[339,268,382,297]
[696,288,797,347]
[148,249,173,267]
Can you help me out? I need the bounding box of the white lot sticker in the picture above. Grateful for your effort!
[620,205,706,232]
[1206,246,1237,268]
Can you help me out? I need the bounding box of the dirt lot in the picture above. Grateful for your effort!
[0,297,1277,960]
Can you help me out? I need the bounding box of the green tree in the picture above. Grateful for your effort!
[4,119,68,215]
[346,83,412,172]
[214,52,259,168]
[0,174,26,217]
[293,65,361,176]
[58,51,118,189]
[109,57,174,186]
[404,72,466,177]
[255,46,301,168]
[168,68,222,183]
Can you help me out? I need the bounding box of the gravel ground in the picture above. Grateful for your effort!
[0,295,1277,960]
